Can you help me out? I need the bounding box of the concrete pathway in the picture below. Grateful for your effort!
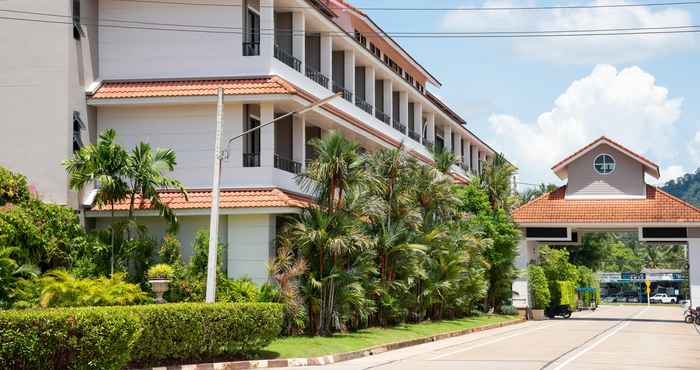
[290,305,700,370]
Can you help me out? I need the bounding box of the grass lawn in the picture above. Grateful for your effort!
[263,314,518,359]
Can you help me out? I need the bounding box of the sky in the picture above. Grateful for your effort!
[350,0,700,189]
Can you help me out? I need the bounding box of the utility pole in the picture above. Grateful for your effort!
[204,92,341,303]
[205,87,224,303]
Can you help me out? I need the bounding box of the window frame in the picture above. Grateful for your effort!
[593,153,616,175]
[72,0,84,40]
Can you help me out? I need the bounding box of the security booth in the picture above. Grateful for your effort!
[511,137,700,311]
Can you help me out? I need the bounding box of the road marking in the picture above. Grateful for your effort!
[429,322,558,360]
[548,306,649,370]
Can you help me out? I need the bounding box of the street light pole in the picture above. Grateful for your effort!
[205,92,341,303]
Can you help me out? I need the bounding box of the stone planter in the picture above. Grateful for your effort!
[531,308,546,321]
[149,279,171,304]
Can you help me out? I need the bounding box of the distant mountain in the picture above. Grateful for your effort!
[662,168,700,207]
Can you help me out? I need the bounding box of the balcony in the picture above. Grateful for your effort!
[305,65,329,89]
[375,110,391,125]
[408,130,421,142]
[332,84,353,102]
[243,41,260,56]
[392,119,406,134]
[274,154,302,174]
[274,45,301,72]
[355,97,373,114]
[243,152,260,167]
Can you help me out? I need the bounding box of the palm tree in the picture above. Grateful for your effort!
[64,129,129,274]
[431,146,457,174]
[477,153,517,211]
[519,183,558,204]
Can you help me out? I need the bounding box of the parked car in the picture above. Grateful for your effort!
[649,293,677,304]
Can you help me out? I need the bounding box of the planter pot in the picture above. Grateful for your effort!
[531,309,546,321]
[149,279,171,304]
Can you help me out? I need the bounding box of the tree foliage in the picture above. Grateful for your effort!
[663,167,700,207]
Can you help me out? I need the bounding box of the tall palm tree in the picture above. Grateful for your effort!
[64,129,129,274]
[477,153,517,211]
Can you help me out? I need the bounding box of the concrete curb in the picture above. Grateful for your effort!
[140,318,526,370]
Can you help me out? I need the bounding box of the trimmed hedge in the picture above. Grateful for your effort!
[550,280,577,310]
[0,302,284,370]
[528,265,550,310]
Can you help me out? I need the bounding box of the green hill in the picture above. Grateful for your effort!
[662,168,700,207]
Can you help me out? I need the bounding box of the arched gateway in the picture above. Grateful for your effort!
[511,136,700,309]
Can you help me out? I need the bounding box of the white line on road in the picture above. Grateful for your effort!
[429,322,558,360]
[548,306,650,370]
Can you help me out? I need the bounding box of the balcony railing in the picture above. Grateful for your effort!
[355,97,373,114]
[392,119,406,134]
[408,130,421,142]
[332,84,353,102]
[305,65,329,89]
[243,41,260,56]
[274,154,302,174]
[243,152,260,167]
[274,44,301,72]
[375,110,391,125]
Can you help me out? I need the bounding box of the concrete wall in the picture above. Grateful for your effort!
[689,228,700,307]
[512,237,538,309]
[566,143,646,199]
[227,214,276,284]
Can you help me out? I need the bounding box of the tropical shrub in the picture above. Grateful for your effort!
[0,306,141,370]
[0,166,31,206]
[147,263,175,280]
[218,278,259,303]
[499,304,519,315]
[528,265,550,309]
[159,233,182,265]
[0,246,38,309]
[550,280,576,310]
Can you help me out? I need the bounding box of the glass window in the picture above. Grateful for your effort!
[244,8,260,56]
[593,154,616,175]
[72,0,84,39]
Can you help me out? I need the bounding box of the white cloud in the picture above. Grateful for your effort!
[654,165,685,186]
[441,0,695,64]
[486,64,683,183]
[689,129,700,165]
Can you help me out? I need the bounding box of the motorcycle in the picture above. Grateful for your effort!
[682,305,699,324]
[545,304,573,319]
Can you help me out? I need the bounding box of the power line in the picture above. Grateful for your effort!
[1,12,699,38]
[112,0,700,11]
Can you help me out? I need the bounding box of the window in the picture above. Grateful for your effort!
[72,0,84,40]
[243,7,260,56]
[369,42,381,58]
[354,30,367,47]
[72,111,85,152]
[593,154,616,175]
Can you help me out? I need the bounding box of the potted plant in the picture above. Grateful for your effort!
[528,265,550,321]
[147,263,175,304]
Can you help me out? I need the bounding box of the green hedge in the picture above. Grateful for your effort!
[549,280,576,310]
[528,265,550,309]
[0,303,284,370]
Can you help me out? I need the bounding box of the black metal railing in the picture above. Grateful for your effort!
[375,110,391,125]
[408,130,421,142]
[274,44,301,72]
[332,84,353,102]
[274,154,302,174]
[355,97,373,114]
[392,119,406,133]
[243,41,260,56]
[243,152,260,167]
[305,65,329,88]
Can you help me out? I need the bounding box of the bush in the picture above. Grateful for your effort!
[550,280,576,310]
[0,166,31,206]
[130,303,283,366]
[0,303,284,369]
[499,304,519,315]
[218,278,259,303]
[147,263,175,280]
[528,265,550,309]
[159,234,182,265]
[0,307,141,370]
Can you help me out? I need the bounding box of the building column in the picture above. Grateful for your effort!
[260,102,275,167]
[293,114,305,168]
[320,33,333,86]
[344,49,355,98]
[463,141,471,172]
[383,79,393,122]
[471,146,478,174]
[444,125,452,152]
[512,237,539,309]
[399,91,408,134]
[259,0,274,60]
[415,103,423,143]
[292,11,305,72]
[454,135,462,162]
[689,229,700,306]
[365,66,375,113]
[425,111,435,145]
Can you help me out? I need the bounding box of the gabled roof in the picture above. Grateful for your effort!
[89,188,311,212]
[551,136,660,180]
[512,184,700,225]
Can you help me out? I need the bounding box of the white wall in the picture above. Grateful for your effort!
[227,214,276,284]
[566,144,646,199]
[689,228,700,307]
[99,0,270,80]
[512,237,538,308]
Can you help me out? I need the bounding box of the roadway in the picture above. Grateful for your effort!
[291,305,700,370]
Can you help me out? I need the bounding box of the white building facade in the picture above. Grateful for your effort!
[0,0,500,284]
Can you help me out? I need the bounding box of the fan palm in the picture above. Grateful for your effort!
[477,153,517,211]
[431,146,458,174]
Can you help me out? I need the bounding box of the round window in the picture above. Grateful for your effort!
[593,154,615,175]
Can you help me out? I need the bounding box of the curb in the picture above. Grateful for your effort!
[142,318,526,370]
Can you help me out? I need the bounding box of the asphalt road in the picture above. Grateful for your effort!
[291,305,700,370]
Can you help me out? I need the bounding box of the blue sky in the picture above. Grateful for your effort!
[351,0,700,188]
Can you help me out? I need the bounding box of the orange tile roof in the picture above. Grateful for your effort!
[90,77,296,100]
[90,188,311,211]
[512,185,700,224]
